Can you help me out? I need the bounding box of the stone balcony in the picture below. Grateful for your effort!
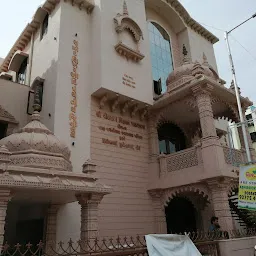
[155,144,246,189]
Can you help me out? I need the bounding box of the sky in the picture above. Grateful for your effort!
[0,0,256,103]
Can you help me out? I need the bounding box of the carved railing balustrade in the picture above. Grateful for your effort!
[158,146,203,174]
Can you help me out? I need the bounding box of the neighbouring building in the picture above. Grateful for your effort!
[246,105,256,151]
[0,0,255,255]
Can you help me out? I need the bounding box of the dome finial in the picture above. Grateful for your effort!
[31,79,43,121]
[183,44,188,56]
[123,0,129,16]
[182,44,190,64]
[202,52,209,66]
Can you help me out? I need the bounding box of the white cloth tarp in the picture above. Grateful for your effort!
[145,234,202,256]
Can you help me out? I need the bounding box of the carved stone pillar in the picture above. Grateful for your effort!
[148,116,161,186]
[45,205,60,256]
[0,189,11,250]
[207,178,235,231]
[192,85,217,140]
[149,190,166,234]
[77,193,103,241]
[148,116,159,161]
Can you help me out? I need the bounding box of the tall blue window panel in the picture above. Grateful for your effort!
[148,22,174,93]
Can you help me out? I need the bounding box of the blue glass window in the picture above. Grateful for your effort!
[148,22,174,93]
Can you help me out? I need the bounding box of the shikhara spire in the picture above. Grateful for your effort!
[203,52,209,66]
[123,0,129,15]
[182,44,188,56]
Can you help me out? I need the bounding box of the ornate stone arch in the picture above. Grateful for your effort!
[163,184,211,207]
[211,97,239,123]
[155,107,190,140]
[113,1,144,62]
[114,16,143,43]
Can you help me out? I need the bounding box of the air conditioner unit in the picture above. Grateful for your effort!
[154,78,162,95]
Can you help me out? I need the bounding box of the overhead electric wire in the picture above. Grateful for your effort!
[198,22,225,32]
[229,35,256,62]
[199,22,256,63]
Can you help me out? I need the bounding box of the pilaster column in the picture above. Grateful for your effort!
[45,205,60,256]
[77,193,103,241]
[148,116,159,161]
[192,85,217,140]
[149,190,166,234]
[207,178,235,231]
[0,189,11,250]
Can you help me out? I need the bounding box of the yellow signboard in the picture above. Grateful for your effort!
[238,164,256,211]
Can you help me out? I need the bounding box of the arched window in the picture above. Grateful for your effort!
[158,123,186,154]
[148,22,174,94]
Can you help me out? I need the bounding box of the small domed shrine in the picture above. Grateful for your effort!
[0,111,72,172]
[166,45,224,93]
[0,98,111,249]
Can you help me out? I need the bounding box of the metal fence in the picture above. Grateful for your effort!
[2,228,256,256]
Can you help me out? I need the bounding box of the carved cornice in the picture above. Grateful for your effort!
[111,94,120,112]
[0,171,112,194]
[64,0,95,14]
[162,0,219,44]
[77,193,105,205]
[191,83,214,97]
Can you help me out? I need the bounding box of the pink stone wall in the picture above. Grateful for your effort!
[91,97,154,238]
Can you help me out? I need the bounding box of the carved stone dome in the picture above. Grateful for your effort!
[166,50,219,91]
[0,111,72,172]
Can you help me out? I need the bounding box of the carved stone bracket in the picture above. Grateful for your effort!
[111,94,120,112]
[140,107,148,121]
[64,0,95,14]
[121,100,130,114]
[131,104,139,118]
[99,94,108,109]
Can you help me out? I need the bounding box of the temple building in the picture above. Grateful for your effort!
[0,0,255,252]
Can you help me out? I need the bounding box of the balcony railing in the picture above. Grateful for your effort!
[222,146,246,165]
[158,146,202,173]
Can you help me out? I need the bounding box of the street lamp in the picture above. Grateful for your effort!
[224,13,256,163]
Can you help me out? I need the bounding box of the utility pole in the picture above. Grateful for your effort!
[224,13,256,163]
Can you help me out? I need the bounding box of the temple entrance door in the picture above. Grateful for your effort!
[4,201,47,246]
[165,197,197,234]
[15,219,45,245]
